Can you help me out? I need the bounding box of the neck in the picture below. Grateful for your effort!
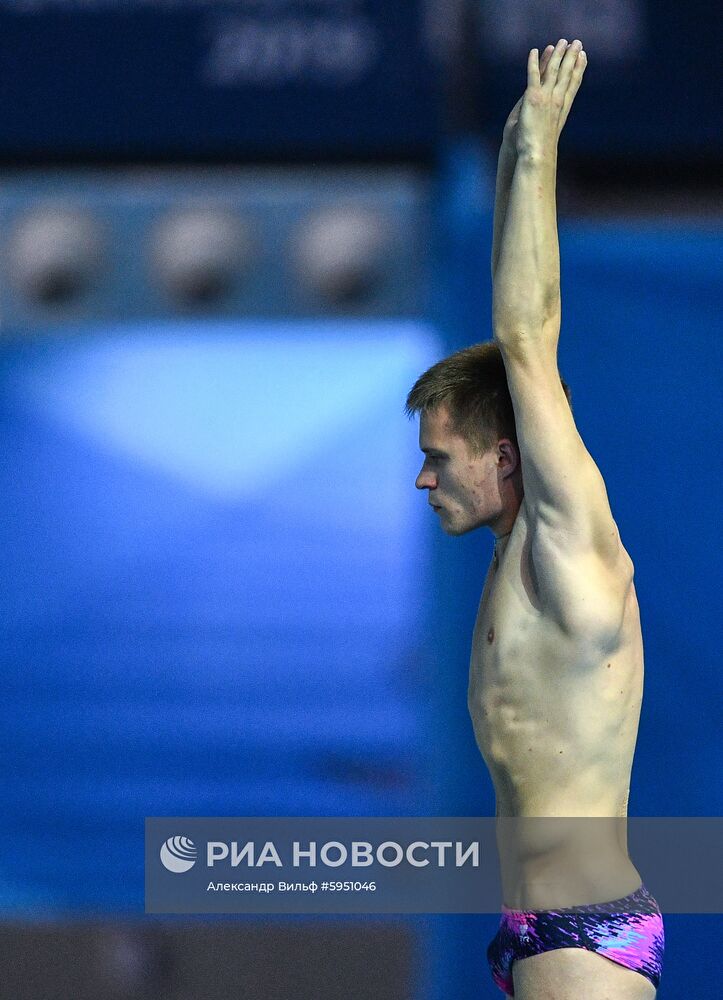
[491,489,522,561]
[492,525,514,567]
[491,503,518,541]
[494,529,512,553]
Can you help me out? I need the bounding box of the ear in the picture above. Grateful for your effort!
[496,438,520,479]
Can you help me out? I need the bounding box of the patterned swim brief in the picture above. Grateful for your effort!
[487,883,665,996]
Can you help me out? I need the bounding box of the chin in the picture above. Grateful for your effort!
[442,515,487,537]
[441,521,475,537]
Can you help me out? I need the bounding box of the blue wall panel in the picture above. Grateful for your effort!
[0,320,441,913]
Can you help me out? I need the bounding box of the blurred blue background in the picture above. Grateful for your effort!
[0,1,720,998]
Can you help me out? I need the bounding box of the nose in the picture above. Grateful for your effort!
[415,469,437,491]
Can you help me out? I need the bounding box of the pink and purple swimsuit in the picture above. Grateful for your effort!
[487,883,665,996]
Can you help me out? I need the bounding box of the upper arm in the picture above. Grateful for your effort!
[499,336,631,631]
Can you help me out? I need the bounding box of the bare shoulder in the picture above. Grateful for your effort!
[498,339,634,639]
[499,341,618,548]
[524,500,634,643]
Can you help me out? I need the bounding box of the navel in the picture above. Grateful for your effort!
[487,626,494,643]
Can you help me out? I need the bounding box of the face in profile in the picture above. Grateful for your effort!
[415,404,516,536]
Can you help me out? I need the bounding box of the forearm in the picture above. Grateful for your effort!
[492,151,561,342]
[490,140,517,282]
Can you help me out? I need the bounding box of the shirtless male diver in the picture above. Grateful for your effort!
[406,40,665,999]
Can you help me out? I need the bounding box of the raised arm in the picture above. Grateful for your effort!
[491,45,555,282]
[492,40,586,339]
[491,40,631,638]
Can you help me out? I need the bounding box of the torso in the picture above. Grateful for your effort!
[467,502,645,906]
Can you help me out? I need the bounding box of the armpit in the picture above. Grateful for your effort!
[529,518,634,645]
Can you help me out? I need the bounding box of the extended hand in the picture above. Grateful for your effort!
[515,38,587,159]
[502,44,556,146]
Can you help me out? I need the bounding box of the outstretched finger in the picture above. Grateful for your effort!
[555,39,583,90]
[557,49,587,132]
[527,48,541,88]
[539,44,554,81]
[543,38,568,89]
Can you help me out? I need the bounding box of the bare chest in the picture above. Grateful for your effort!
[470,541,553,682]
[467,535,644,815]
[468,538,611,725]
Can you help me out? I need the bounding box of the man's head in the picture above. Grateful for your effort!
[405,340,571,536]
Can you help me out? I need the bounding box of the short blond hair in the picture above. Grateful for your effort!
[405,340,572,455]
